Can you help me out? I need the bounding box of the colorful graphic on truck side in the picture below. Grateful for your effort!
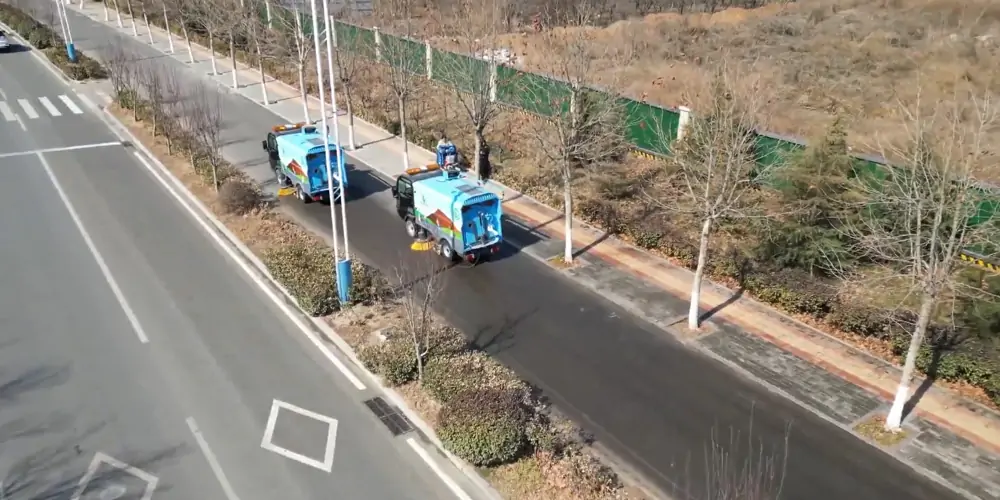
[417,208,458,237]
[286,159,307,182]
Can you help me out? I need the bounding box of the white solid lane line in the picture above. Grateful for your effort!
[39,96,61,117]
[186,417,242,500]
[0,141,122,159]
[36,151,151,344]
[60,94,84,114]
[17,99,38,119]
[0,102,15,122]
[406,438,474,500]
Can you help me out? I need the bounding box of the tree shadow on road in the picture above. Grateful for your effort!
[0,357,189,499]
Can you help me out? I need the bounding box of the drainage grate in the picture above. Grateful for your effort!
[363,397,414,436]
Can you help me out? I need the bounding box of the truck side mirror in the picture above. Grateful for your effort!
[261,140,268,151]
[391,186,398,197]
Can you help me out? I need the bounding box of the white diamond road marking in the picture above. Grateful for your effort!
[70,452,159,500]
[38,96,61,116]
[60,94,84,114]
[17,99,38,119]
[0,102,14,122]
[260,399,338,473]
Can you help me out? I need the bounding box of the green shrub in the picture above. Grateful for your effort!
[349,260,391,304]
[437,388,528,467]
[422,351,526,404]
[263,241,339,316]
[984,376,1000,407]
[358,336,416,386]
[28,27,55,49]
[826,304,890,338]
[81,56,107,79]
[219,177,261,215]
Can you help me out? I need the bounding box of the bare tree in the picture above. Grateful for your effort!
[647,61,774,331]
[271,1,315,122]
[700,415,788,500]
[187,84,225,190]
[436,0,520,178]
[377,0,424,171]
[242,0,275,104]
[138,0,155,45]
[138,62,165,136]
[125,0,139,36]
[392,255,446,382]
[112,0,124,28]
[222,0,248,89]
[192,0,224,75]
[165,0,197,63]
[160,66,184,154]
[528,15,633,266]
[837,90,1000,432]
[158,0,175,53]
[103,43,137,103]
[331,19,369,150]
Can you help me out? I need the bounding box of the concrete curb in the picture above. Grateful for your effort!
[94,104,503,500]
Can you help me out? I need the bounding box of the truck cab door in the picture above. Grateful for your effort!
[394,177,414,219]
[265,133,279,171]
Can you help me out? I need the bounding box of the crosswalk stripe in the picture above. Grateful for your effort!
[17,99,38,119]
[76,93,96,112]
[0,102,15,122]
[59,94,84,114]
[38,97,61,117]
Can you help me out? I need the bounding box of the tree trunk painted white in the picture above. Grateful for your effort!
[296,60,309,122]
[208,31,218,75]
[265,0,272,29]
[229,35,238,89]
[143,12,154,45]
[399,97,409,171]
[689,217,713,330]
[103,2,109,22]
[256,42,268,104]
[473,130,483,177]
[126,0,138,36]
[112,0,123,27]
[563,173,574,263]
[181,21,194,63]
[161,4,173,53]
[345,95,357,149]
[885,293,935,431]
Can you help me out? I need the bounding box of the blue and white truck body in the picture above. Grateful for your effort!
[262,123,347,203]
[392,165,503,263]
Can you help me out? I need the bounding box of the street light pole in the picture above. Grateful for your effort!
[309,0,351,303]
[323,8,350,269]
[55,0,77,62]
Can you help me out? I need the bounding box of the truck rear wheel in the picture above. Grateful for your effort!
[297,185,312,204]
[438,239,456,261]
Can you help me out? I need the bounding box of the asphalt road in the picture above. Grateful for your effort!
[60,9,968,500]
[0,36,479,499]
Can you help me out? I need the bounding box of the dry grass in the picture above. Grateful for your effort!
[855,414,909,447]
[412,0,1000,178]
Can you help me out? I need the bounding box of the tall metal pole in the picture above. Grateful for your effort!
[324,11,349,263]
[56,0,77,62]
[310,0,350,303]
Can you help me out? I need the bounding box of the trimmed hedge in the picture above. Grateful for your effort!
[358,335,417,386]
[263,242,339,316]
[437,387,528,467]
[0,4,105,80]
[422,351,527,404]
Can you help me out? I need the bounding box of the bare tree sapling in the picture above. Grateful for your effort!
[838,90,1000,431]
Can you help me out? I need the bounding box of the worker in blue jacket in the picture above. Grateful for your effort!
[436,135,458,168]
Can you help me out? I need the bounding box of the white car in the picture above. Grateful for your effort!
[0,31,9,52]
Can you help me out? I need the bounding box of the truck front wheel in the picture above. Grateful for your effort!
[405,218,418,238]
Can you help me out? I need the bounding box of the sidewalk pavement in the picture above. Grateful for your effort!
[68,4,1000,498]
